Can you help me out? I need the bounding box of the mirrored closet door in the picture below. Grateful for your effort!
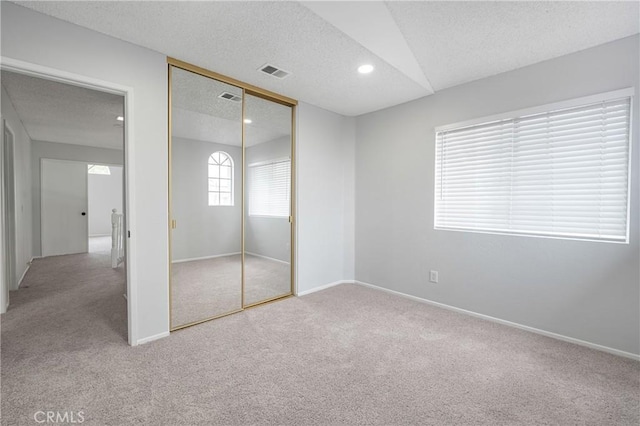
[169,60,295,331]
[244,94,293,306]
[170,66,243,329]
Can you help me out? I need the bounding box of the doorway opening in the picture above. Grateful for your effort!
[87,163,124,256]
[1,68,129,343]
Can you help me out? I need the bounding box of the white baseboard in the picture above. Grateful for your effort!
[297,280,353,296]
[172,252,240,264]
[354,280,640,361]
[89,233,110,238]
[245,251,290,265]
[135,331,169,346]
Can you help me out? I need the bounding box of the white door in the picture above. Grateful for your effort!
[41,159,88,257]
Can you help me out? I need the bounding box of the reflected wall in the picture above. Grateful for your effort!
[244,94,293,306]
[170,66,243,329]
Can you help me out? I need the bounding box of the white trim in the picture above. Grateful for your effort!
[434,227,629,245]
[136,331,169,345]
[89,234,111,238]
[1,120,18,293]
[293,111,299,297]
[435,87,635,132]
[297,280,353,297]
[247,157,290,168]
[171,252,240,264]
[0,119,5,315]
[354,280,640,361]
[1,56,139,347]
[624,96,634,244]
[245,251,290,265]
[0,57,131,96]
[87,161,123,167]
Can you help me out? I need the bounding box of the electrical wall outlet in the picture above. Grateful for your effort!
[429,270,439,283]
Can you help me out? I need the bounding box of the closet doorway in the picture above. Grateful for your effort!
[168,59,296,331]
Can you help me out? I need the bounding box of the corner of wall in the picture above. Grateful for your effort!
[342,115,356,281]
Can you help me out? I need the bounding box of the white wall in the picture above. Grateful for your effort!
[88,166,123,236]
[2,3,360,343]
[171,138,241,261]
[31,141,123,256]
[246,137,291,263]
[1,85,32,291]
[297,102,356,293]
[355,36,640,356]
[2,2,168,343]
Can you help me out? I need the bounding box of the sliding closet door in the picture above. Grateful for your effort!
[169,66,243,329]
[243,94,293,306]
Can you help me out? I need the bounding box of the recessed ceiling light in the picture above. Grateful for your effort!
[358,64,374,74]
[244,119,252,124]
[116,116,124,121]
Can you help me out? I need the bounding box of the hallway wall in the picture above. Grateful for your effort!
[2,2,168,344]
[88,165,123,236]
[31,141,123,256]
[1,84,33,292]
[171,138,242,262]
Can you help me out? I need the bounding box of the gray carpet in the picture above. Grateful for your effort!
[2,248,639,425]
[244,255,290,306]
[171,254,290,328]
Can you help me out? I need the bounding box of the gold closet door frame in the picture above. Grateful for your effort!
[168,58,297,331]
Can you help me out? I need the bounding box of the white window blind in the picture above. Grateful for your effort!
[248,159,290,217]
[435,95,632,243]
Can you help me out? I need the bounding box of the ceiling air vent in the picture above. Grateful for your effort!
[259,64,291,79]
[218,92,242,102]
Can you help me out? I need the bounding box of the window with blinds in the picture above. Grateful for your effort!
[435,92,632,243]
[248,159,290,217]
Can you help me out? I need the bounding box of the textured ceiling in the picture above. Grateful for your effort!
[1,64,290,152]
[385,1,640,91]
[1,70,124,149]
[8,1,640,117]
[172,67,292,147]
[172,67,242,121]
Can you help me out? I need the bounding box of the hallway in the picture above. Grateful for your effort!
[3,237,126,341]
[2,236,127,387]
[2,239,127,422]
